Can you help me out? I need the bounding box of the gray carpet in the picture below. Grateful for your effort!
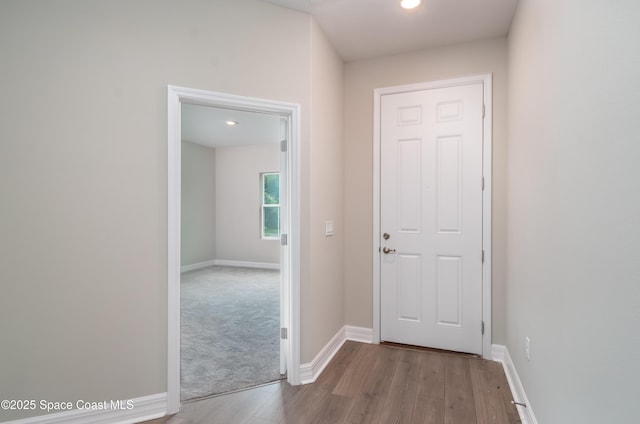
[180,265,282,401]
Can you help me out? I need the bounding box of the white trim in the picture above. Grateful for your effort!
[344,325,373,344]
[372,87,382,345]
[299,326,374,384]
[481,75,493,359]
[213,259,280,270]
[490,343,507,363]
[167,86,302,414]
[2,393,167,424]
[180,259,281,273]
[180,259,217,273]
[372,74,493,358]
[491,345,538,424]
[167,86,181,415]
[299,328,346,384]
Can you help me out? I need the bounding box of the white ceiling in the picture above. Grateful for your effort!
[181,104,281,148]
[264,0,518,62]
[184,0,519,147]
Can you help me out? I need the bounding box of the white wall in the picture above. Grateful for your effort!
[215,144,280,264]
[507,0,640,422]
[343,38,509,344]
[0,0,318,421]
[181,141,281,268]
[181,141,216,267]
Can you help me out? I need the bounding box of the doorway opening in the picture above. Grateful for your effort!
[180,105,283,400]
[167,86,301,413]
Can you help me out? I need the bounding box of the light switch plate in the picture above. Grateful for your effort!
[325,220,334,236]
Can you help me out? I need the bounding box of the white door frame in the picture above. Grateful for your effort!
[167,85,301,414]
[372,74,493,358]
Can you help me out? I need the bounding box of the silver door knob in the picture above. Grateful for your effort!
[382,247,396,254]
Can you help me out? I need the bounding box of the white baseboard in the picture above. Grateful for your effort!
[491,344,538,424]
[180,259,217,273]
[2,393,167,424]
[213,259,280,270]
[299,325,373,384]
[299,327,346,384]
[344,325,373,344]
[181,259,280,273]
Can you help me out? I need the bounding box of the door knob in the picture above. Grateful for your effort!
[382,247,396,254]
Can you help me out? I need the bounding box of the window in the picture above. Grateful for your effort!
[261,172,280,239]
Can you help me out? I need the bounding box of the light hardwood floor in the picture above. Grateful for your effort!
[146,341,520,424]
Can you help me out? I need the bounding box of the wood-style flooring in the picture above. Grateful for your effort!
[145,341,520,424]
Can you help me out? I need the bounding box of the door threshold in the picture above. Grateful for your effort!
[380,341,480,358]
[181,376,287,405]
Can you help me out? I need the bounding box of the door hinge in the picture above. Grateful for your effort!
[483,104,486,119]
[482,177,485,191]
[281,328,288,339]
[482,250,485,263]
[281,233,288,246]
[481,321,485,335]
[280,139,287,152]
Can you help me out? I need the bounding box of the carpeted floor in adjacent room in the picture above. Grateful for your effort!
[180,265,282,401]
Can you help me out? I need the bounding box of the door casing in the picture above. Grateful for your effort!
[372,74,493,358]
[167,86,301,413]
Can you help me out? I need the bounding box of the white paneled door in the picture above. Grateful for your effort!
[380,83,484,355]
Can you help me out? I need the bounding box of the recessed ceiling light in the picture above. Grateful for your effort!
[225,120,239,126]
[400,0,421,9]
